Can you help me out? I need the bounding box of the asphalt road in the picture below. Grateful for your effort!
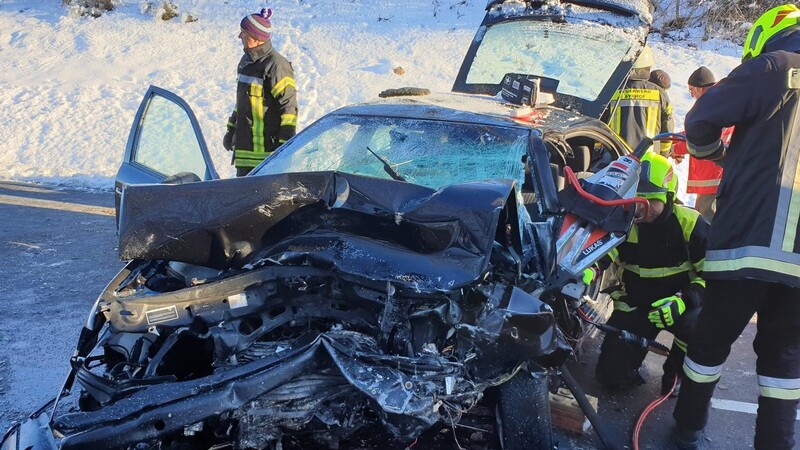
[0,181,123,434]
[0,180,795,449]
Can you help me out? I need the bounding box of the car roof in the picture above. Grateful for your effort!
[327,91,600,133]
[484,0,653,21]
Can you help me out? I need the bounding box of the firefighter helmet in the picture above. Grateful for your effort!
[637,151,676,204]
[742,4,800,61]
[632,45,655,69]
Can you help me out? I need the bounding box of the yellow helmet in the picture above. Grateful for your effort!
[632,45,655,69]
[742,4,800,61]
[637,151,676,204]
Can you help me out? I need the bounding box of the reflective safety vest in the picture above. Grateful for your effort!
[228,41,298,169]
[671,128,732,195]
[606,205,708,309]
[684,49,800,288]
[605,78,674,155]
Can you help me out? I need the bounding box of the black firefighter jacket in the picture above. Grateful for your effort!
[684,49,800,288]
[605,204,709,311]
[228,41,298,169]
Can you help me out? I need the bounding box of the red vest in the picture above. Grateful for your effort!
[672,127,733,194]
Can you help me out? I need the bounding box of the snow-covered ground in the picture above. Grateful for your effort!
[0,0,742,203]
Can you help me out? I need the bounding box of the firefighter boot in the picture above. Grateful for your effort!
[674,426,701,449]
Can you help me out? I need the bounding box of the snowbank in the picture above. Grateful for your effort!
[0,0,742,204]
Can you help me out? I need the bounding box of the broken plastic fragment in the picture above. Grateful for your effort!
[445,376,455,395]
[227,292,248,309]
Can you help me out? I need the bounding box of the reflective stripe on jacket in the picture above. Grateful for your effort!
[228,41,298,169]
[684,50,800,287]
[604,78,674,155]
[610,205,708,308]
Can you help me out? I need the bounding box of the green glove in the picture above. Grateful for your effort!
[648,295,686,329]
[582,267,597,285]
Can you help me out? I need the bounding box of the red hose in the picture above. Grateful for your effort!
[562,166,650,218]
[632,374,678,450]
[576,306,593,323]
[576,307,677,449]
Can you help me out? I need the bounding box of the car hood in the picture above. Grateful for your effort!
[452,0,651,118]
[118,172,520,291]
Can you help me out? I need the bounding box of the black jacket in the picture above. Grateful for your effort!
[684,48,800,288]
[228,41,298,170]
[606,204,708,310]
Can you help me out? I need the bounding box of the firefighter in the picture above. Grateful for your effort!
[224,8,298,176]
[603,45,675,156]
[595,152,709,396]
[672,4,800,449]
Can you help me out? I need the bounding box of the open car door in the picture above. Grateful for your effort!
[114,85,219,220]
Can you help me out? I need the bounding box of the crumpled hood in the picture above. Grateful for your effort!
[118,171,518,291]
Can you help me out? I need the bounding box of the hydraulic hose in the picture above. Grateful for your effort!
[574,307,678,450]
[562,166,651,218]
[632,373,679,450]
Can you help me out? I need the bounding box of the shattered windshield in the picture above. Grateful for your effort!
[466,20,634,101]
[254,114,529,190]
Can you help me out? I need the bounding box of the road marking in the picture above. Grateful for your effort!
[712,398,800,419]
[9,241,40,249]
[0,194,114,217]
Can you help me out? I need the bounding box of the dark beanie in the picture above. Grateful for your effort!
[241,8,272,42]
[688,66,715,88]
[649,69,672,90]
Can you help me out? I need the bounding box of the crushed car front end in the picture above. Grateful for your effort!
[3,172,570,450]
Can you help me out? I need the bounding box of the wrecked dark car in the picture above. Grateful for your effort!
[2,1,653,449]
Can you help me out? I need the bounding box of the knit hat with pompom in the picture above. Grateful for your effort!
[241,8,272,41]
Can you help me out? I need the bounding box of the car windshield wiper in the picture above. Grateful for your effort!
[366,146,406,182]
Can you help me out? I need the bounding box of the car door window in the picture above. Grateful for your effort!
[134,95,210,179]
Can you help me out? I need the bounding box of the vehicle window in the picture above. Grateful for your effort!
[133,96,209,179]
[255,115,529,191]
[465,20,633,101]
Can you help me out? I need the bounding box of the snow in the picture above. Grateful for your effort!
[0,0,742,204]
